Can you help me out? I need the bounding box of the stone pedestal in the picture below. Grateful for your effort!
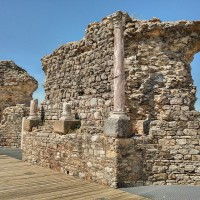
[104,113,131,138]
[53,102,81,134]
[53,119,81,135]
[23,118,41,132]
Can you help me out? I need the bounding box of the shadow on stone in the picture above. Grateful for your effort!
[0,148,22,160]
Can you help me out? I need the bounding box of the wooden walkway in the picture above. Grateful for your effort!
[0,155,148,200]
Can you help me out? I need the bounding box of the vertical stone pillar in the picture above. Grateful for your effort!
[21,117,25,149]
[104,11,131,138]
[60,102,74,120]
[113,11,125,114]
[23,99,41,131]
[28,99,40,120]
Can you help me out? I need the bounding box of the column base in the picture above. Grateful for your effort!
[103,113,132,138]
[28,116,41,120]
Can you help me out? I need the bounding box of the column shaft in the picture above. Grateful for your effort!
[113,23,125,113]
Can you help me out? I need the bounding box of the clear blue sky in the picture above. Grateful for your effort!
[0,0,200,110]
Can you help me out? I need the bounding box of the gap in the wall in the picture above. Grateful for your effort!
[191,52,200,111]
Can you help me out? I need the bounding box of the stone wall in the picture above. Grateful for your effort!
[22,118,146,187]
[0,104,29,148]
[23,12,200,187]
[0,60,37,120]
[41,18,116,133]
[145,111,200,185]
[41,15,200,134]
[124,18,200,133]
[23,126,119,187]
[22,118,200,187]
[0,61,38,147]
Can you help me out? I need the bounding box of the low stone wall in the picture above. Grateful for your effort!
[0,104,29,148]
[22,110,200,187]
[22,127,119,187]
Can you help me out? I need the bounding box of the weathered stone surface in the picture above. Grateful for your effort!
[22,131,119,188]
[104,114,132,138]
[0,104,29,148]
[53,120,81,134]
[0,61,38,120]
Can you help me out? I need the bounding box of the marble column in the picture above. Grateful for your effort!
[28,99,40,120]
[103,11,131,138]
[113,11,125,114]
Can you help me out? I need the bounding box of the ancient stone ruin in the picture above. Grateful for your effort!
[21,11,200,187]
[0,61,37,147]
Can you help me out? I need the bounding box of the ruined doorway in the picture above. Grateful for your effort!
[191,52,200,111]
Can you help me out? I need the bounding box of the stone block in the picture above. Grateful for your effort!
[192,155,200,161]
[170,98,183,105]
[53,120,81,134]
[183,129,198,136]
[106,150,117,158]
[23,118,41,132]
[135,120,148,135]
[176,139,187,145]
[189,149,199,155]
[153,173,168,181]
[184,165,195,172]
[103,114,132,138]
[169,165,178,172]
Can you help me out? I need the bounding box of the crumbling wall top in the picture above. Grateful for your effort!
[40,11,200,133]
[0,60,38,88]
[0,60,38,120]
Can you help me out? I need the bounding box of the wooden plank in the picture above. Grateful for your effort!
[0,155,149,200]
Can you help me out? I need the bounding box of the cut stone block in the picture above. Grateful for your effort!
[103,114,132,138]
[23,118,41,132]
[53,120,81,134]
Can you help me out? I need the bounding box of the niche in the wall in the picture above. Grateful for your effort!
[191,52,200,111]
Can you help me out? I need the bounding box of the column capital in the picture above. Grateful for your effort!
[111,11,126,28]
